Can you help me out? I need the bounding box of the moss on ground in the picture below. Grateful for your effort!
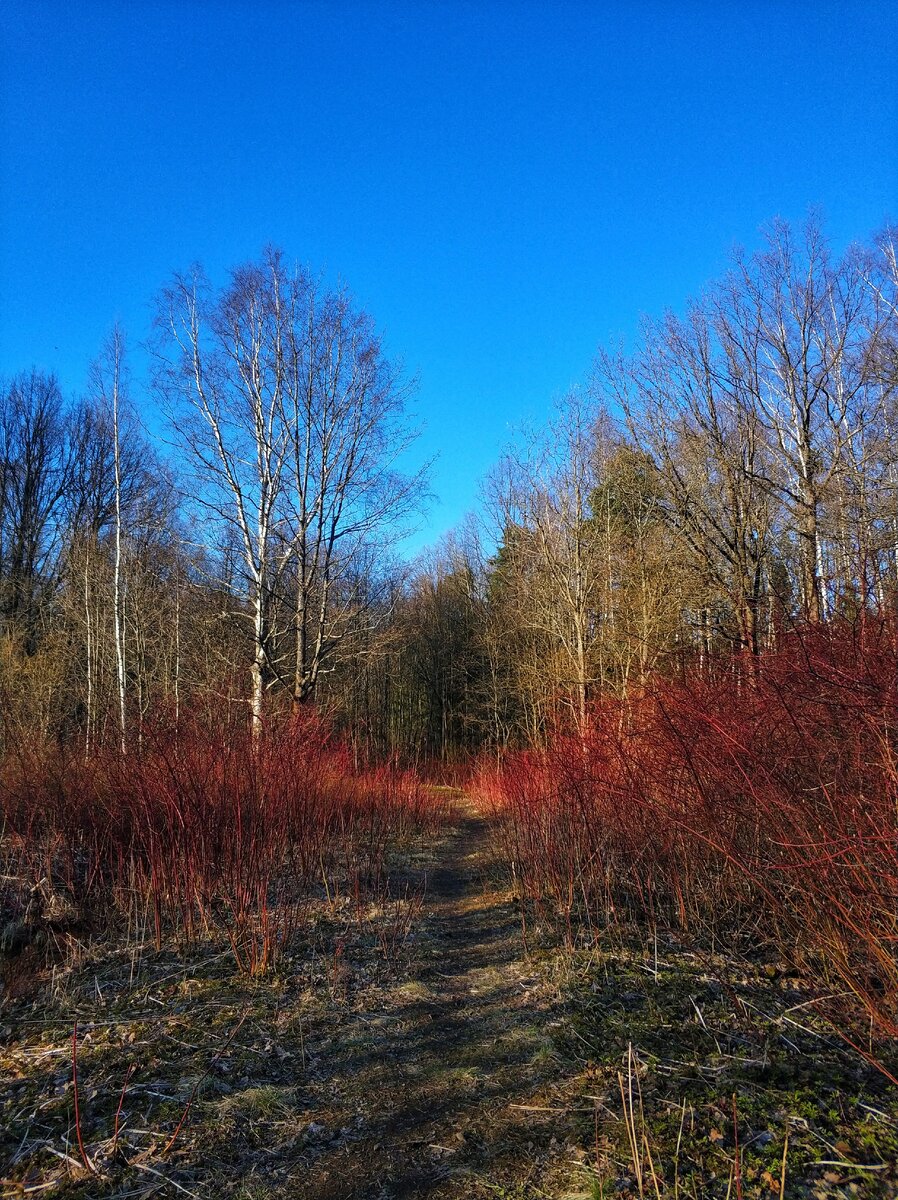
[553,931,898,1199]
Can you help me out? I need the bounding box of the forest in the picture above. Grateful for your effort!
[4,221,898,756]
[3,217,898,1198]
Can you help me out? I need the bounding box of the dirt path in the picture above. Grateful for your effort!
[298,802,580,1199]
[0,802,586,1199]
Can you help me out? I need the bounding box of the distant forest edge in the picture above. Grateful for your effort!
[1,217,897,760]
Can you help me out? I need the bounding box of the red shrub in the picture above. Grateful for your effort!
[0,708,446,974]
[480,618,898,1050]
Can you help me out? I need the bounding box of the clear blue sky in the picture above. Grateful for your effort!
[2,1,896,554]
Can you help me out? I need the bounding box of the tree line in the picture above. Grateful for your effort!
[1,219,896,761]
[357,218,898,759]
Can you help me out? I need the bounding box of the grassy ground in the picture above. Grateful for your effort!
[555,932,898,1199]
[2,802,897,1198]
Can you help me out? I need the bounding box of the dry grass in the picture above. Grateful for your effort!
[2,795,897,1199]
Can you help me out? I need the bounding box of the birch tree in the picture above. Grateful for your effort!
[154,248,423,730]
[88,325,129,752]
[277,273,424,708]
[154,255,289,734]
[716,218,880,622]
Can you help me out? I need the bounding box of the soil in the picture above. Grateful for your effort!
[293,802,578,1198]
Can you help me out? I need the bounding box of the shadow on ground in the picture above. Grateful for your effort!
[289,807,579,1199]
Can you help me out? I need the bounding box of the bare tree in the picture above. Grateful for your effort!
[599,302,780,657]
[88,325,129,752]
[862,226,898,601]
[154,256,289,733]
[716,218,882,622]
[154,248,424,731]
[0,370,70,650]
[277,270,424,707]
[487,392,607,731]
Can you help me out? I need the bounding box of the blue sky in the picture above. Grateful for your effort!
[1,1,896,554]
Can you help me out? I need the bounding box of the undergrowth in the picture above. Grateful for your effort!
[479,619,898,1075]
[0,708,448,980]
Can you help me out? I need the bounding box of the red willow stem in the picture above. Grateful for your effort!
[161,1008,248,1156]
[732,1092,743,1200]
[71,1022,94,1173]
[112,1062,136,1151]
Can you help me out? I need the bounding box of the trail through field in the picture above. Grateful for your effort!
[298,800,578,1198]
[5,797,897,1198]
